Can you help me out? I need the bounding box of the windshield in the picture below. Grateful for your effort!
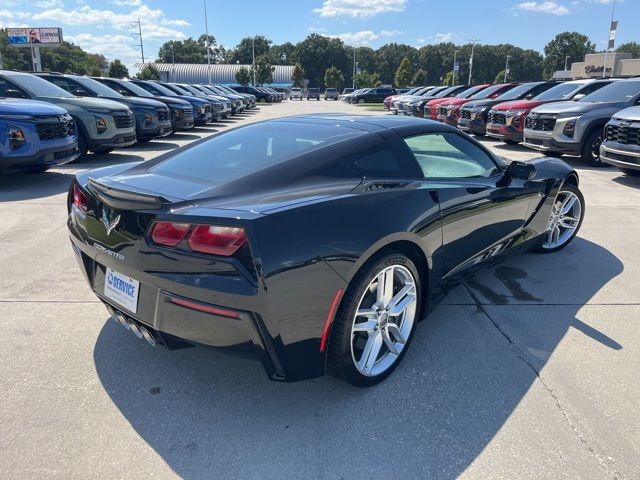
[579,81,640,103]
[534,82,586,101]
[434,86,461,98]
[10,73,74,98]
[76,77,124,98]
[180,84,203,96]
[470,84,510,100]
[117,80,154,97]
[423,87,446,97]
[134,81,177,97]
[151,122,363,185]
[456,85,485,99]
[495,83,540,101]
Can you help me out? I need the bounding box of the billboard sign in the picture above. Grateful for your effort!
[6,28,63,47]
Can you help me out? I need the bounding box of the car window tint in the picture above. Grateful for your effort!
[152,122,363,184]
[47,77,74,92]
[578,82,611,96]
[350,147,402,175]
[403,133,499,179]
[0,78,27,97]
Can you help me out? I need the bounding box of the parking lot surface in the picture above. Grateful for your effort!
[1,100,639,479]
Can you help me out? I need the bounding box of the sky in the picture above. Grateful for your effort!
[0,0,637,72]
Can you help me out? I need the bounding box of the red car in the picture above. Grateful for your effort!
[485,79,611,144]
[436,83,518,126]
[424,84,490,120]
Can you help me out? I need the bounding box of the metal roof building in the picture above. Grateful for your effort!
[134,63,295,86]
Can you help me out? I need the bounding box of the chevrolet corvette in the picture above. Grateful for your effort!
[68,115,584,386]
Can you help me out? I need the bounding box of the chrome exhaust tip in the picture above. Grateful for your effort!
[127,318,143,339]
[114,311,130,330]
[139,326,157,347]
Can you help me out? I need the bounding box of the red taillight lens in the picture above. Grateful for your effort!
[150,221,190,247]
[73,184,87,213]
[188,225,247,256]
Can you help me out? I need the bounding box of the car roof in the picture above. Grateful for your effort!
[272,114,456,133]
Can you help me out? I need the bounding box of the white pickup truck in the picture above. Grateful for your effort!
[290,87,302,100]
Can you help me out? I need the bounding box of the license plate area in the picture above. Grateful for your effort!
[104,267,140,313]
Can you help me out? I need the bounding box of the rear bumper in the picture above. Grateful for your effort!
[68,221,345,382]
[0,142,79,172]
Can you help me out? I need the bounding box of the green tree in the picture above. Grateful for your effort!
[375,43,418,84]
[394,57,413,87]
[157,35,226,64]
[324,65,344,90]
[295,34,349,87]
[228,36,272,64]
[617,42,640,58]
[108,59,129,78]
[493,70,507,84]
[235,67,251,86]
[252,54,274,85]
[411,68,429,86]
[269,42,297,65]
[353,70,380,88]
[442,71,455,86]
[291,62,304,87]
[543,32,595,79]
[136,64,160,80]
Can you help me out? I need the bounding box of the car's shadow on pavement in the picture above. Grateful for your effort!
[612,173,640,189]
[0,153,144,202]
[93,237,623,479]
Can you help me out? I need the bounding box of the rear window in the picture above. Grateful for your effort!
[151,122,363,184]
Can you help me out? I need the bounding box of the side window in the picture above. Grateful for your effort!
[524,84,551,100]
[102,80,129,96]
[0,78,28,97]
[579,82,610,96]
[47,77,73,92]
[338,145,417,178]
[403,133,500,179]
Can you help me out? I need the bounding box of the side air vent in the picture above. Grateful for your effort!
[363,181,413,191]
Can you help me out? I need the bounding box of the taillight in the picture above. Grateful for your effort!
[151,221,190,247]
[73,184,88,213]
[149,222,247,256]
[188,225,247,256]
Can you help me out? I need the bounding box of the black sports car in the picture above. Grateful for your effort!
[68,115,585,386]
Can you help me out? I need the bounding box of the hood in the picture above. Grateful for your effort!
[530,100,627,115]
[103,96,166,109]
[38,96,130,112]
[611,106,640,122]
[426,97,453,107]
[0,98,67,116]
[82,161,362,214]
[461,98,505,110]
[178,95,209,106]
[492,99,548,111]
[432,97,467,108]
[154,96,192,107]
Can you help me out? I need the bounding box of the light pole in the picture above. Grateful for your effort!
[602,0,617,78]
[468,39,478,84]
[504,55,512,82]
[452,50,458,85]
[352,47,356,89]
[203,0,211,83]
[171,43,175,82]
[252,36,256,86]
[564,55,570,71]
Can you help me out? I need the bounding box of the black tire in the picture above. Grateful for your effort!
[503,139,519,145]
[93,147,114,155]
[74,131,88,162]
[358,98,365,104]
[620,168,640,177]
[534,183,585,254]
[328,251,422,387]
[581,128,605,167]
[547,151,563,158]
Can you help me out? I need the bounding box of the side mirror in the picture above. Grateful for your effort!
[507,161,536,181]
[572,93,585,101]
[4,89,26,98]
[72,88,90,97]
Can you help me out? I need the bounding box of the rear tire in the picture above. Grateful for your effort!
[503,139,519,145]
[535,183,585,253]
[328,251,421,387]
[75,131,88,161]
[581,128,605,167]
[358,98,365,104]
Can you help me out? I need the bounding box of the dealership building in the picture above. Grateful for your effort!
[135,63,295,87]
[554,52,640,80]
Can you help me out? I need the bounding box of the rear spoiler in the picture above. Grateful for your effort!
[87,178,170,211]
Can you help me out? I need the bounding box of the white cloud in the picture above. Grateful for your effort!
[327,29,403,46]
[314,0,406,18]
[111,0,142,5]
[434,32,456,42]
[35,0,63,8]
[514,1,571,15]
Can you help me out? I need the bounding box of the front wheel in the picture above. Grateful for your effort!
[581,128,605,167]
[535,183,585,253]
[358,98,365,104]
[328,252,421,387]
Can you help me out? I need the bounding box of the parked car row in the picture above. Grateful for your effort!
[343,87,397,104]
[382,78,640,169]
[230,85,285,102]
[0,70,267,174]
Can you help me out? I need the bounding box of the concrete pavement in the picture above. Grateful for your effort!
[0,100,638,479]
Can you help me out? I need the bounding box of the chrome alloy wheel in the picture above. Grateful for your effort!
[543,190,582,249]
[350,265,417,377]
